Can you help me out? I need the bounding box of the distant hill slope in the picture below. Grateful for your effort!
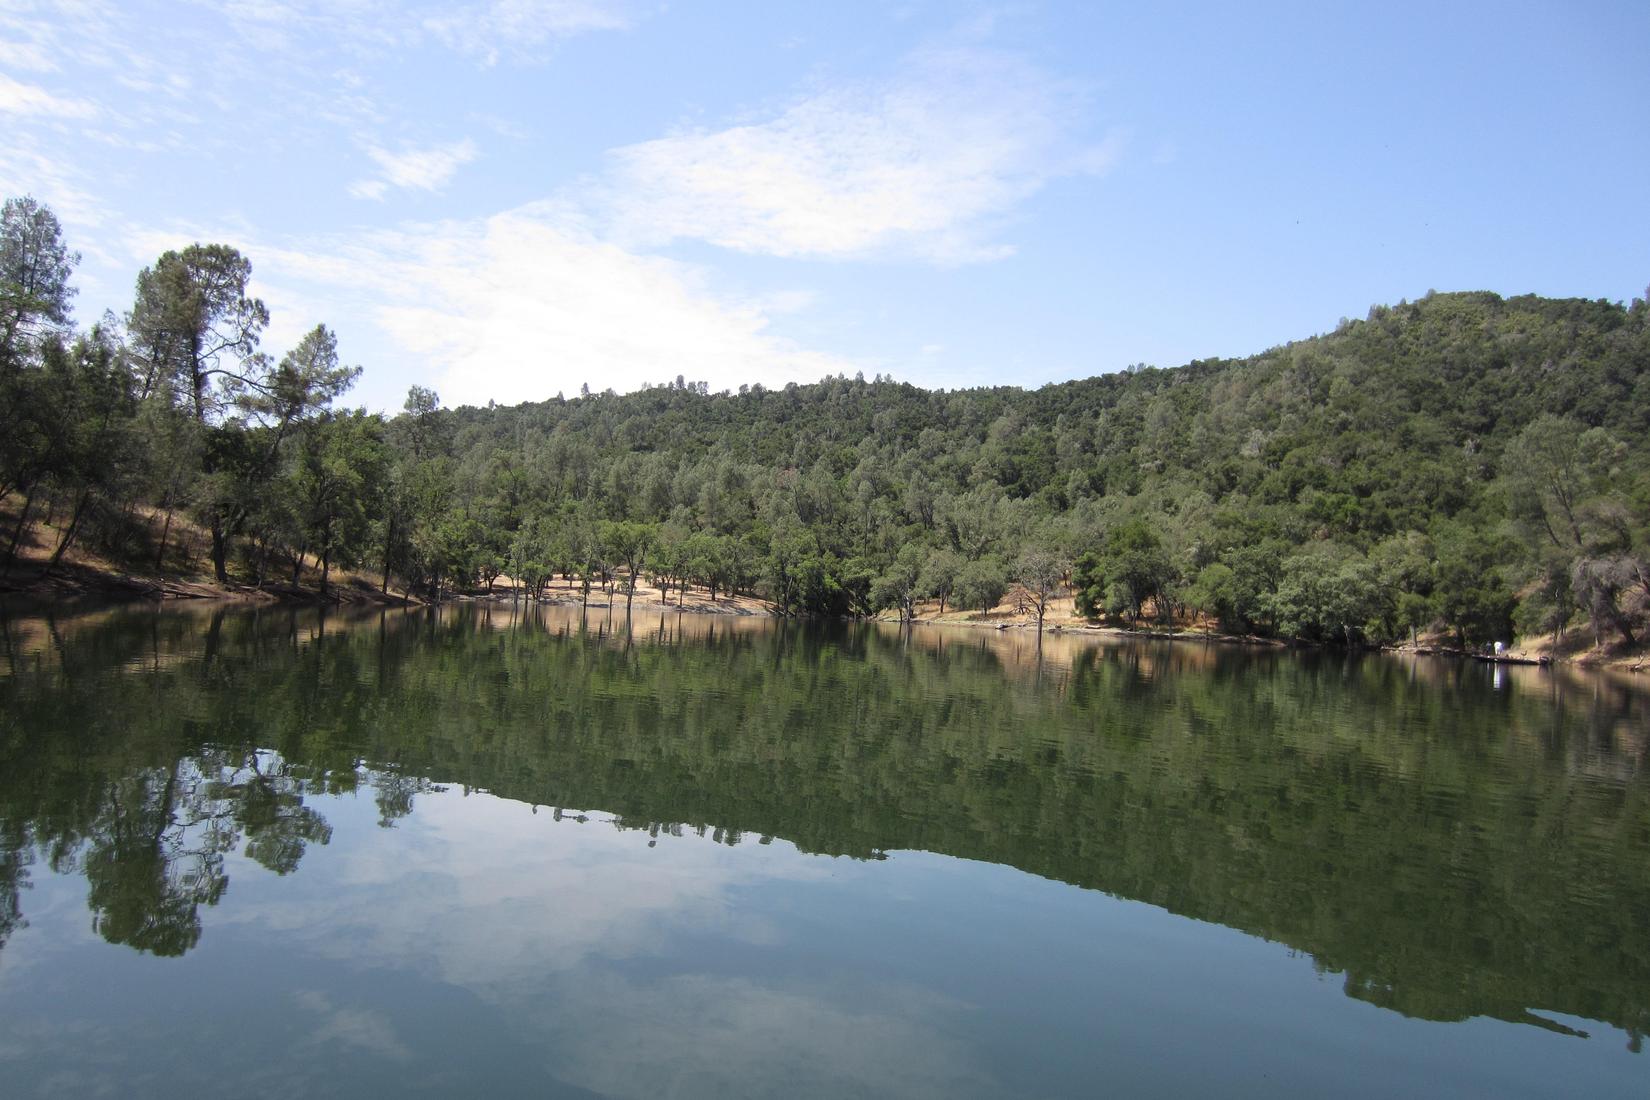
[420,290,1645,650]
[456,290,1645,526]
[8,270,1647,652]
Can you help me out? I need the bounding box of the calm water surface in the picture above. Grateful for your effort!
[0,601,1646,1097]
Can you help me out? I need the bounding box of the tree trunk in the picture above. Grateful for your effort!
[46,488,94,571]
[210,517,230,583]
[1609,606,1635,647]
[155,506,174,572]
[380,514,396,594]
[250,532,268,587]
[3,480,39,574]
[625,553,643,616]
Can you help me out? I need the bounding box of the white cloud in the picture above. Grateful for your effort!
[194,0,636,64]
[0,139,109,230]
[424,0,636,65]
[0,1,137,82]
[0,73,99,118]
[293,990,414,1062]
[600,46,1121,263]
[528,972,994,1100]
[234,789,826,980]
[5,12,1112,406]
[230,789,993,1099]
[0,36,58,72]
[361,203,849,404]
[168,201,853,406]
[0,0,639,200]
[349,139,478,199]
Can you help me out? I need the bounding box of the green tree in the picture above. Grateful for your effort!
[870,544,926,622]
[953,556,1010,613]
[289,411,388,594]
[128,244,272,580]
[1184,561,1236,634]
[1432,524,1516,648]
[1072,549,1106,620]
[1501,415,1617,554]
[38,326,140,571]
[0,194,78,373]
[1267,543,1380,644]
[918,547,962,616]
[1093,520,1175,626]
[0,196,80,552]
[602,520,654,615]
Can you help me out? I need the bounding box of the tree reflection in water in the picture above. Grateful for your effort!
[0,600,1645,1049]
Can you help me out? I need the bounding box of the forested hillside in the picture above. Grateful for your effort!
[3,194,1647,650]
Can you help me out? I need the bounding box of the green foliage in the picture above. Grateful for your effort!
[917,547,962,614]
[869,543,925,620]
[0,194,78,371]
[5,193,1650,642]
[953,556,1010,612]
[1432,524,1517,647]
[1072,550,1105,619]
[1268,543,1381,644]
[1074,520,1175,624]
[1184,561,1237,630]
[287,411,388,591]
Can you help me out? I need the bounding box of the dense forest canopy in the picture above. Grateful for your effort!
[2,194,1647,648]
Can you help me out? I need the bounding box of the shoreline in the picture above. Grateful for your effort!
[874,613,1644,671]
[3,566,1642,671]
[0,560,418,607]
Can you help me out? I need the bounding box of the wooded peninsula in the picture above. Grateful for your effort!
[2,195,1647,658]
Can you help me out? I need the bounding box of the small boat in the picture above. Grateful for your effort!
[1470,652,1550,666]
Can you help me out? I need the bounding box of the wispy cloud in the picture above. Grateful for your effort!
[293,991,414,1062]
[0,73,99,118]
[0,35,58,72]
[0,1,640,184]
[355,202,852,404]
[0,1,144,82]
[129,201,854,406]
[0,139,110,231]
[349,139,479,200]
[599,45,1122,264]
[423,0,637,65]
[10,6,1114,405]
[247,791,991,1100]
[196,0,637,64]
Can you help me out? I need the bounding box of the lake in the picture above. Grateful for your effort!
[0,601,1645,1097]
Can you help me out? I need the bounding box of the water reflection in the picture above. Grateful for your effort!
[1,600,1648,1092]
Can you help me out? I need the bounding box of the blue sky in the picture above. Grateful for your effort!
[3,0,1646,411]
